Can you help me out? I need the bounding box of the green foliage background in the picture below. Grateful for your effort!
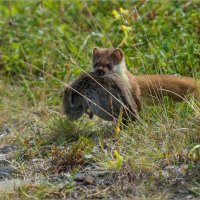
[0,0,199,81]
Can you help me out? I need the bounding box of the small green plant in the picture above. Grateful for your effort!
[50,137,94,173]
[107,150,124,171]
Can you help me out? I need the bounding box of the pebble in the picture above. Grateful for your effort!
[0,157,10,166]
[74,173,85,182]
[49,173,72,183]
[0,145,18,154]
[185,195,194,199]
[0,166,16,179]
[0,179,22,192]
[74,173,95,185]
[83,175,95,185]
[90,170,111,178]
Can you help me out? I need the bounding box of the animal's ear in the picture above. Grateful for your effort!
[112,48,124,64]
[92,47,99,59]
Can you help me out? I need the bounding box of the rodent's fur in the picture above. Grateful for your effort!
[63,72,138,124]
[92,48,200,105]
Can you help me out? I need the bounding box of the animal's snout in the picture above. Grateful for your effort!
[95,67,106,76]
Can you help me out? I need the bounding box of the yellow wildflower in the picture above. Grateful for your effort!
[112,9,121,19]
[119,7,129,15]
[121,25,132,32]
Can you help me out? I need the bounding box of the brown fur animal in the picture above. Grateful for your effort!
[92,47,200,105]
[63,72,138,124]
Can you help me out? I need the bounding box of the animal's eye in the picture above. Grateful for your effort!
[107,63,113,69]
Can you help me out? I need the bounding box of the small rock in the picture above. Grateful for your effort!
[64,180,70,185]
[0,154,8,160]
[165,165,177,170]
[92,146,99,153]
[177,189,189,195]
[49,173,72,183]
[0,125,12,138]
[185,195,194,199]
[159,170,169,179]
[49,175,61,182]
[38,77,44,81]
[83,166,92,171]
[0,157,10,166]
[62,173,72,180]
[83,175,95,185]
[0,179,22,192]
[0,145,17,154]
[74,173,85,182]
[0,166,16,178]
[32,158,45,163]
[90,170,110,178]
[3,125,11,134]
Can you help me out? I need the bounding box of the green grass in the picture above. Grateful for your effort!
[0,0,200,199]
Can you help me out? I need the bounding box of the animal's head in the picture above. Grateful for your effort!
[92,48,125,75]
